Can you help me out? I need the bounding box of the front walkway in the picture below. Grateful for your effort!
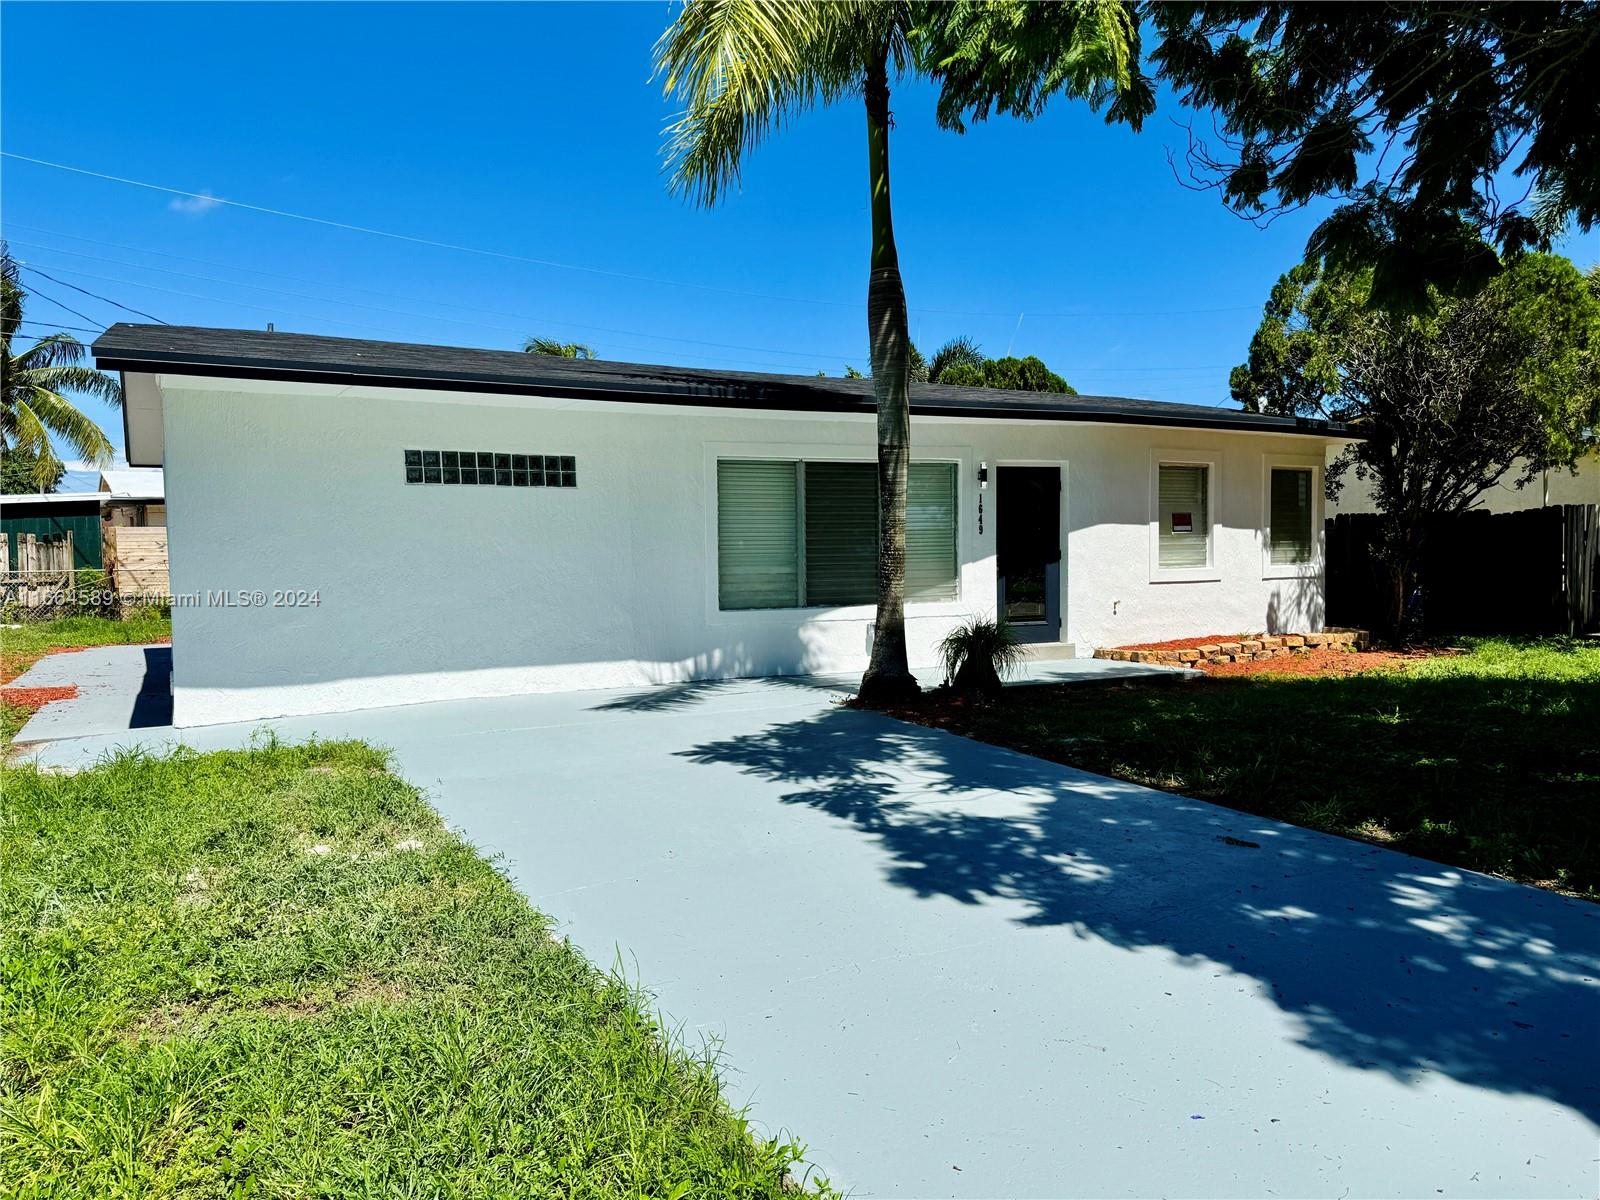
[15,655,1599,1197]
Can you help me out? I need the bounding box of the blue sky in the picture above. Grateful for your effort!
[5,0,1597,468]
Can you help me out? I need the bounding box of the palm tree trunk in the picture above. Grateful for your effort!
[857,55,920,706]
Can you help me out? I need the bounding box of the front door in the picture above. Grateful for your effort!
[997,466,1062,643]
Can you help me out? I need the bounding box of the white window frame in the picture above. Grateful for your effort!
[1261,453,1324,579]
[1149,449,1222,583]
[705,442,969,621]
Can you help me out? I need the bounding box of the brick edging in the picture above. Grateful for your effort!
[1094,629,1370,666]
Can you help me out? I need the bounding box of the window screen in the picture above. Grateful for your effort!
[1158,464,1210,569]
[1269,467,1314,565]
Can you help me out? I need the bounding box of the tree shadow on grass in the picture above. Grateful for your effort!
[676,701,1600,1125]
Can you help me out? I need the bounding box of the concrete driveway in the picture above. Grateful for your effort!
[17,651,1600,1197]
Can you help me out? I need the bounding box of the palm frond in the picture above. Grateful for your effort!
[7,399,67,486]
[929,335,986,382]
[523,336,596,359]
[654,0,834,207]
[24,365,124,408]
[24,386,115,464]
[0,244,22,347]
[14,333,89,371]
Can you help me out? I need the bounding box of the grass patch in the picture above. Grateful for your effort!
[1,612,172,684]
[890,637,1600,899]
[0,739,822,1196]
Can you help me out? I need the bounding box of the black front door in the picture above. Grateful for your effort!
[997,466,1062,643]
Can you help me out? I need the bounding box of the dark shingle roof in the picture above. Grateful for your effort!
[92,324,1351,438]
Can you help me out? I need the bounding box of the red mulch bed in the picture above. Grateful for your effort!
[0,685,79,722]
[1196,648,1420,678]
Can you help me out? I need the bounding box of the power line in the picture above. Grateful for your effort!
[14,262,168,323]
[24,255,1237,376]
[10,241,866,361]
[1,151,867,310]
[15,318,106,335]
[19,286,101,328]
[3,156,1262,320]
[14,260,861,372]
[22,249,1241,379]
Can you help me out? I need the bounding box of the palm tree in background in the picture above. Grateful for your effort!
[928,335,985,383]
[523,336,597,360]
[655,0,1146,702]
[1,248,121,491]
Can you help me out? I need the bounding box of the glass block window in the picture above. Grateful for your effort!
[404,450,576,488]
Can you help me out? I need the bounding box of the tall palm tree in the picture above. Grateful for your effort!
[1,249,121,491]
[655,0,1147,703]
[523,336,597,360]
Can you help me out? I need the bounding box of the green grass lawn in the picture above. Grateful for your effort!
[2,612,172,683]
[0,740,822,1197]
[893,637,1600,900]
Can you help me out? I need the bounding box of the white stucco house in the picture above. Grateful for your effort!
[94,324,1357,727]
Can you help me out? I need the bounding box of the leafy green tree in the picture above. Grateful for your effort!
[926,337,1076,393]
[982,355,1075,394]
[1148,4,1600,311]
[1,248,120,490]
[655,0,1144,703]
[1234,251,1600,637]
[937,362,986,388]
[0,445,65,494]
[523,336,596,360]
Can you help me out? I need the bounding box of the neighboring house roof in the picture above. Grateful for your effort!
[99,467,165,502]
[93,323,1355,439]
[0,490,105,507]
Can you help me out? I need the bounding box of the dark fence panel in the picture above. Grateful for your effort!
[1327,504,1599,636]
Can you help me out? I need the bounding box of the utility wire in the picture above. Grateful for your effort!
[16,318,106,335]
[14,260,856,372]
[15,262,169,323]
[3,156,1261,319]
[1,151,865,309]
[11,242,864,361]
[22,250,1235,374]
[19,286,101,328]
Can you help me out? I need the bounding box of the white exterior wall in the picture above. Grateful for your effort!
[160,377,1342,725]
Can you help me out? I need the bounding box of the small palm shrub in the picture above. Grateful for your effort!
[939,616,1026,697]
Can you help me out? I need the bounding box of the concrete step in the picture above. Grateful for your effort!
[1019,642,1077,662]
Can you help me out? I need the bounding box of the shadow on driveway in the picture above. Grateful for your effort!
[677,702,1600,1126]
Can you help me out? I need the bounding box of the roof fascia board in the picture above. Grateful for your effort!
[114,356,1347,439]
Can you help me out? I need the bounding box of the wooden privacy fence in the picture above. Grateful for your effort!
[106,525,170,596]
[0,531,76,606]
[1327,504,1600,636]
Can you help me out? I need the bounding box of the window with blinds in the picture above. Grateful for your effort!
[1157,463,1210,569]
[1269,467,1314,565]
[803,462,878,605]
[717,460,800,609]
[716,458,958,609]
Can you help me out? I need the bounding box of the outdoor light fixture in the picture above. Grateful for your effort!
[978,462,989,489]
